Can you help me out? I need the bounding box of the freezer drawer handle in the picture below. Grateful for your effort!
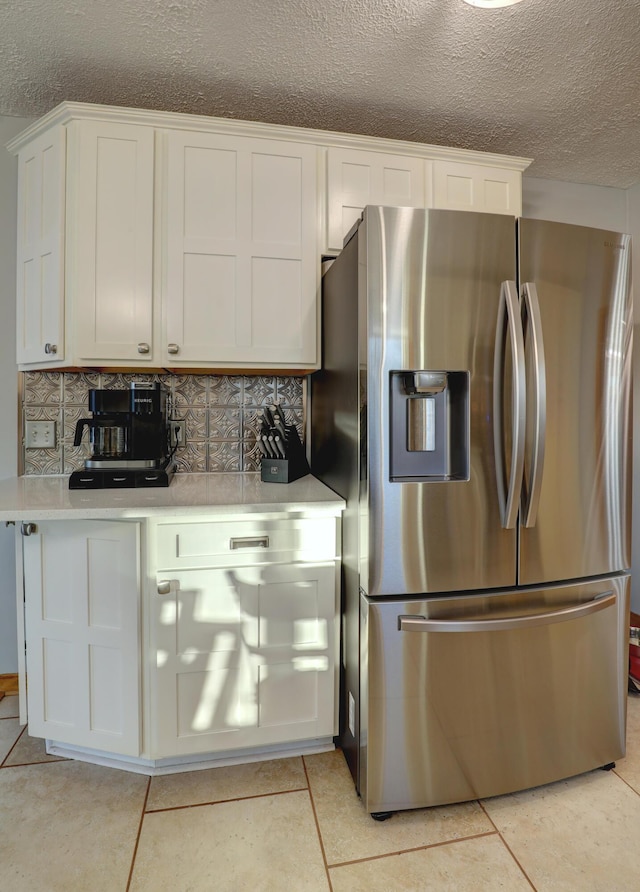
[230,536,269,550]
[493,280,526,529]
[397,591,615,633]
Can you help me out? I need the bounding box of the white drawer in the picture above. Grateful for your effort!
[154,516,338,569]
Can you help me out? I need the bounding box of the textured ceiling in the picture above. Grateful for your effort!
[2,0,640,187]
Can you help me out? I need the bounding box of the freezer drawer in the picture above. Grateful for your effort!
[360,575,629,813]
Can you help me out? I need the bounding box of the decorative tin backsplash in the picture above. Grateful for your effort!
[21,371,305,476]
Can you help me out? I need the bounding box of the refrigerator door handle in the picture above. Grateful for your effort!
[521,282,547,528]
[493,280,526,528]
[397,591,615,633]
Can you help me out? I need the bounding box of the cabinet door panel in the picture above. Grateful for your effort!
[258,661,319,727]
[326,147,426,252]
[184,144,238,240]
[165,130,317,367]
[151,562,336,757]
[71,121,155,362]
[251,256,303,350]
[433,160,521,216]
[182,253,237,348]
[16,126,65,365]
[23,520,140,755]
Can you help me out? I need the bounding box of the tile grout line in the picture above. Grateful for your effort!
[613,768,640,798]
[324,830,501,871]
[0,724,27,769]
[125,774,152,892]
[478,799,538,891]
[144,785,310,814]
[302,755,335,892]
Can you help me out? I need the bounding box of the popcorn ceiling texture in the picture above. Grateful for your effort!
[21,371,305,476]
[1,0,639,187]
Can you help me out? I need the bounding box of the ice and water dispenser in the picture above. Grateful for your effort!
[389,370,469,481]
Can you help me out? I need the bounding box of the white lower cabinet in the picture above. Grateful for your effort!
[21,520,141,756]
[19,510,340,768]
[150,562,337,758]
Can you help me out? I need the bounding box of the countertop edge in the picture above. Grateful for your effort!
[0,473,346,521]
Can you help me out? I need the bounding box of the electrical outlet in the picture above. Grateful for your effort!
[171,420,186,447]
[25,420,57,449]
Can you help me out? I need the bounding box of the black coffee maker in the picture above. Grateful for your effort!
[69,382,176,489]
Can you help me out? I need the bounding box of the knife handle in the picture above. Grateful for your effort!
[274,402,287,427]
[262,434,275,457]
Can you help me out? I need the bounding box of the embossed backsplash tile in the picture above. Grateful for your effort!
[21,372,306,476]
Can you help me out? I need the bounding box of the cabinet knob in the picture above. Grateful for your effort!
[167,343,180,355]
[157,579,177,595]
[137,342,150,355]
[44,343,57,355]
[20,522,37,537]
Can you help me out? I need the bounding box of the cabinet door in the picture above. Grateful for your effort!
[151,562,336,757]
[165,130,318,368]
[432,160,522,216]
[23,520,140,756]
[16,126,66,366]
[70,121,155,363]
[326,147,426,252]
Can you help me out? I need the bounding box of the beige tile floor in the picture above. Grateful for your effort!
[1,692,639,891]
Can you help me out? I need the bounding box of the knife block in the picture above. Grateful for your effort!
[260,425,309,483]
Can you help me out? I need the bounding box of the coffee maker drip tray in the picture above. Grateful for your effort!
[69,459,176,490]
[84,457,161,470]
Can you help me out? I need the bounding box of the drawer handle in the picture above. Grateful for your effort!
[230,536,269,550]
[398,591,616,634]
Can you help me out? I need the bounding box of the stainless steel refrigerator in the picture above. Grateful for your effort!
[310,206,632,816]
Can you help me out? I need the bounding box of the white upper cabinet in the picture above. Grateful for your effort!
[164,130,318,368]
[325,147,525,253]
[432,160,522,216]
[15,125,66,365]
[325,148,427,253]
[70,121,155,364]
[8,102,530,371]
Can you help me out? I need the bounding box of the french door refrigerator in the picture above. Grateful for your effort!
[310,206,632,816]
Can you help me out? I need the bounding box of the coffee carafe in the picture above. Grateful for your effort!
[74,390,131,465]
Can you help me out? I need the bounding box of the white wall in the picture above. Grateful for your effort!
[522,176,629,231]
[0,115,32,673]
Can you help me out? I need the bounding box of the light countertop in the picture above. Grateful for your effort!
[0,473,345,521]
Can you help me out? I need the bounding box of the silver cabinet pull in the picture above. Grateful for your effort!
[230,536,269,550]
[44,343,57,355]
[398,592,615,634]
[157,580,176,595]
[167,343,180,355]
[137,342,150,354]
[20,522,37,537]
